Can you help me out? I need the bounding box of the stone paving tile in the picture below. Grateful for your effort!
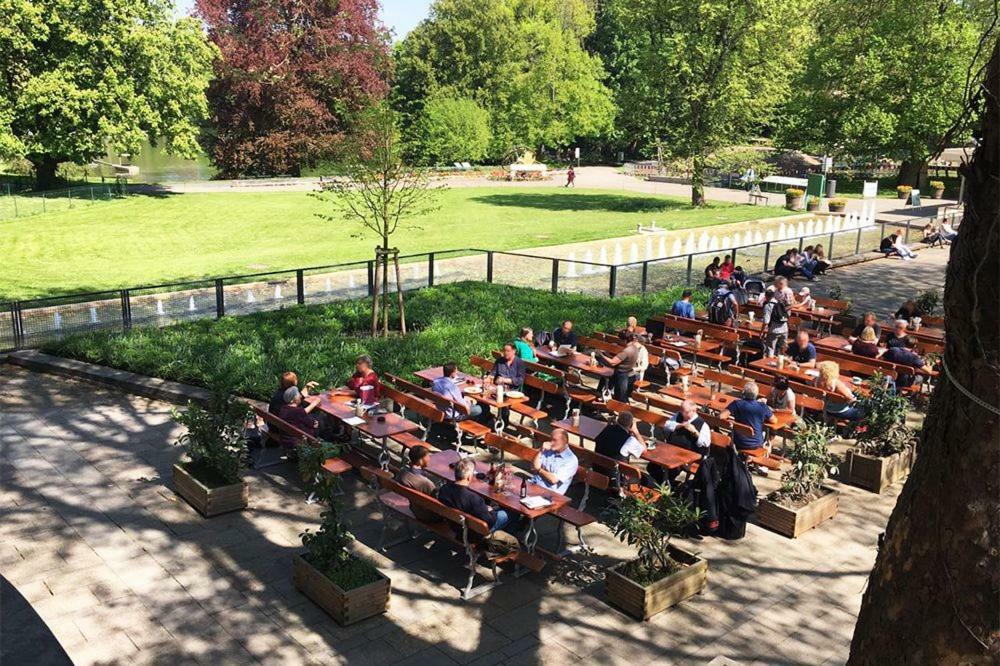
[1,364,919,664]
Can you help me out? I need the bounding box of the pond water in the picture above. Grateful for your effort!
[99,140,216,183]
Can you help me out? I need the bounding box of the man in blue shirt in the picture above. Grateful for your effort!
[552,320,578,348]
[671,290,696,319]
[531,429,579,495]
[492,343,526,388]
[431,362,483,421]
[785,330,817,368]
[719,382,777,451]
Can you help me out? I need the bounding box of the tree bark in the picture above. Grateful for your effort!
[848,41,1000,664]
[897,158,929,190]
[691,153,707,207]
[29,156,60,191]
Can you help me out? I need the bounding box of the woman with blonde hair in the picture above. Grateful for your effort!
[851,327,881,358]
[814,360,864,421]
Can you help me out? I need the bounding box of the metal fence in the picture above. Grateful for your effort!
[1,182,128,220]
[0,214,959,353]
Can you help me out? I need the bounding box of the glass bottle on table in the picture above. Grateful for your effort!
[519,475,527,499]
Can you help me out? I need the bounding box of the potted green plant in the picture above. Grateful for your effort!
[828,197,848,213]
[841,374,917,493]
[915,288,940,316]
[896,185,913,200]
[171,390,252,517]
[757,423,841,538]
[929,180,945,198]
[603,485,706,620]
[785,187,804,210]
[293,441,390,625]
[806,195,822,212]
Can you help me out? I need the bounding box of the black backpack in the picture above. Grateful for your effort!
[708,289,735,325]
[771,299,789,324]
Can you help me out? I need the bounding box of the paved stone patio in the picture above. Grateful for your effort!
[0,252,947,665]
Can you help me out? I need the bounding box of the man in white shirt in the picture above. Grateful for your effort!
[663,400,711,455]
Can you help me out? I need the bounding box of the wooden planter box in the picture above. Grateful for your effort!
[841,447,915,493]
[605,546,707,620]
[897,190,911,200]
[756,486,840,538]
[931,188,945,198]
[172,463,248,517]
[293,554,390,626]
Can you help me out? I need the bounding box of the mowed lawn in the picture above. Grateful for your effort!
[0,186,791,300]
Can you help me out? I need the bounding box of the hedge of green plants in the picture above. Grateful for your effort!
[44,282,704,400]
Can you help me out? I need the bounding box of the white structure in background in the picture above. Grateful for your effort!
[348,274,356,289]
[246,290,255,303]
[412,264,420,281]
[155,299,165,316]
[599,246,609,269]
[54,312,62,330]
[659,236,667,258]
[188,296,196,312]
[672,239,683,257]
[778,222,787,240]
[566,252,577,277]
[721,235,731,250]
[325,278,332,293]
[685,234,696,255]
[583,249,595,274]
[709,236,719,251]
[89,307,98,324]
[698,231,710,251]
[613,242,623,265]
[274,285,283,300]
[765,230,775,242]
[645,238,653,259]
[629,243,638,263]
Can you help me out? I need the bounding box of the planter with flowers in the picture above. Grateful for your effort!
[896,185,913,200]
[785,188,804,210]
[171,390,252,517]
[929,180,945,198]
[841,374,917,493]
[756,423,840,538]
[828,197,847,213]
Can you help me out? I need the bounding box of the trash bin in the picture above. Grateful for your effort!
[826,179,837,198]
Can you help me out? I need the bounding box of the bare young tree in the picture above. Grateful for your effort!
[316,106,444,336]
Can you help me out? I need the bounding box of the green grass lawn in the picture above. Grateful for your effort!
[0,186,790,301]
[44,281,706,400]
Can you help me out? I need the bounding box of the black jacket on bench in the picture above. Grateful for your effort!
[438,482,494,538]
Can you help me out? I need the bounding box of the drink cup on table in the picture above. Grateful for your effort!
[571,409,581,427]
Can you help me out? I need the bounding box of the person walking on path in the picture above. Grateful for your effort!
[565,166,576,188]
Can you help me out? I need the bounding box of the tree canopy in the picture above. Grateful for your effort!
[592,0,808,204]
[0,0,216,188]
[196,0,391,178]
[775,0,995,186]
[415,94,492,164]
[392,0,615,163]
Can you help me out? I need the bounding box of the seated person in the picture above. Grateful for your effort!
[531,429,579,495]
[774,249,798,279]
[814,361,864,421]
[552,320,578,349]
[811,245,831,274]
[851,312,882,340]
[269,371,317,414]
[892,228,918,259]
[719,254,734,281]
[395,446,440,522]
[730,265,748,286]
[885,320,915,350]
[663,399,711,456]
[704,256,722,288]
[852,327,881,358]
[794,248,815,280]
[670,290,696,319]
[431,362,483,420]
[883,346,933,388]
[922,223,945,247]
[438,458,515,543]
[786,330,817,368]
[513,327,538,362]
[719,382,777,452]
[619,316,644,341]
[595,411,647,462]
[492,343,526,389]
[792,286,813,308]
[765,376,796,413]
[941,221,958,241]
[346,355,382,405]
[276,386,319,447]
[894,300,919,322]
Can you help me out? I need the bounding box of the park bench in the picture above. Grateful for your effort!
[698,412,783,471]
[468,355,549,424]
[385,373,492,448]
[251,405,353,490]
[490,349,600,416]
[382,385,445,452]
[363,466,544,600]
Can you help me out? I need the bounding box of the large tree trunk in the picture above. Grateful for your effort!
[848,41,1000,663]
[896,158,929,190]
[29,156,60,191]
[691,153,707,207]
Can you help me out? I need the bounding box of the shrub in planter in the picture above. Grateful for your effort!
[171,389,252,516]
[842,373,917,492]
[828,197,848,212]
[896,185,913,199]
[602,485,706,620]
[758,423,840,537]
[929,180,945,197]
[806,196,822,211]
[785,187,804,210]
[294,443,389,625]
[915,288,940,316]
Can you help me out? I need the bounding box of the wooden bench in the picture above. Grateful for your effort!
[699,412,783,470]
[578,335,662,390]
[252,405,353,483]
[645,316,734,368]
[468,355,548,424]
[383,386,445,452]
[363,466,544,600]
[490,350,600,417]
[385,373,493,447]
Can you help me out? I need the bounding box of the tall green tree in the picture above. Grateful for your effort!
[415,94,492,164]
[597,0,807,205]
[392,0,614,163]
[0,0,216,189]
[776,0,995,187]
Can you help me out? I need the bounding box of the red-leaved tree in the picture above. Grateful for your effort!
[196,0,390,178]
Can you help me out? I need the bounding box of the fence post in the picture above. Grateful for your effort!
[686,255,693,285]
[367,261,375,297]
[428,253,435,287]
[486,251,494,283]
[551,259,559,294]
[296,270,305,304]
[798,236,804,252]
[215,279,225,318]
[903,224,911,244]
[121,290,132,331]
[731,248,738,266]
[763,242,772,272]
[609,266,618,298]
[641,261,649,296]
[828,233,835,259]
[41,193,46,214]
[855,228,862,255]
[11,302,24,350]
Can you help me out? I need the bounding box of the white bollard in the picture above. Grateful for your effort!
[155,299,165,316]
[274,285,283,300]
[566,252,577,278]
[89,307,98,324]
[325,277,332,294]
[188,296,196,312]
[246,291,255,304]
[583,250,595,274]
[54,312,62,330]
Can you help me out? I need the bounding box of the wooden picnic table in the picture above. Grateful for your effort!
[640,443,702,470]
[413,366,528,431]
[903,325,945,343]
[424,448,570,554]
[535,346,613,378]
[659,384,737,411]
[313,392,422,468]
[657,331,725,354]
[551,414,610,442]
